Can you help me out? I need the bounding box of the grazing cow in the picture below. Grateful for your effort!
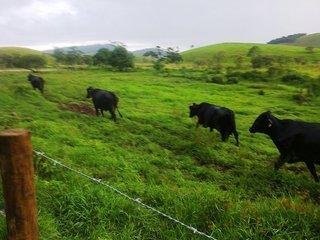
[249,111,320,182]
[86,87,123,122]
[189,102,239,146]
[27,74,45,93]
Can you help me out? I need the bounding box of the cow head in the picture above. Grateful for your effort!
[249,111,275,134]
[189,103,200,118]
[27,74,33,81]
[86,87,94,98]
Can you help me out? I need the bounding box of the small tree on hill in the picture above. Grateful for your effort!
[64,47,84,65]
[165,47,182,63]
[109,46,134,71]
[247,46,261,58]
[16,55,47,68]
[306,46,315,54]
[52,48,66,63]
[93,48,111,65]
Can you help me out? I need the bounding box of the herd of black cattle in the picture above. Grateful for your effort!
[28,74,320,182]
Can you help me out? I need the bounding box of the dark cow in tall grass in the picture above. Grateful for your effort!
[27,74,45,93]
[250,111,320,182]
[86,87,123,122]
[189,102,239,146]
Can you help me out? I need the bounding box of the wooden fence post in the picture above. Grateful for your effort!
[0,129,39,240]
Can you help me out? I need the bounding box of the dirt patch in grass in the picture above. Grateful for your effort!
[61,103,96,116]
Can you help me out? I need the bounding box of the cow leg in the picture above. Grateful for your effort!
[233,130,239,146]
[95,108,100,116]
[110,110,117,122]
[101,110,104,117]
[196,122,200,128]
[210,127,213,132]
[305,162,319,182]
[274,154,286,170]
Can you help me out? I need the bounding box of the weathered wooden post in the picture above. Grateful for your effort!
[0,129,39,240]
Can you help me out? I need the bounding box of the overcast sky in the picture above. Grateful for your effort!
[0,0,319,51]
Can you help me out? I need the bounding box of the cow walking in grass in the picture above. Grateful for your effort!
[189,102,239,146]
[86,87,123,122]
[27,74,45,93]
[250,111,320,182]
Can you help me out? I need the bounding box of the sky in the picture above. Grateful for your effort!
[0,0,319,51]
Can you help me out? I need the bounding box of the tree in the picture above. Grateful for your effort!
[64,47,83,65]
[143,51,159,58]
[93,48,111,65]
[165,47,182,63]
[16,55,47,68]
[52,48,66,63]
[211,51,226,69]
[82,55,94,65]
[153,60,165,71]
[247,46,261,58]
[109,46,134,71]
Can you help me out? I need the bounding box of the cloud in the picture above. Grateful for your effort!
[0,0,319,50]
[22,1,77,19]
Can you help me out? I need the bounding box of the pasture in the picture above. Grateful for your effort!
[0,69,320,239]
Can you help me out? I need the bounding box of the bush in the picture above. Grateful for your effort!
[226,77,239,84]
[281,73,310,84]
[292,89,309,104]
[267,66,286,77]
[241,70,268,82]
[208,74,225,84]
[153,60,165,71]
[251,55,275,68]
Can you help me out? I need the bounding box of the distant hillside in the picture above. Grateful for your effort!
[132,48,167,57]
[293,33,320,48]
[181,42,320,63]
[43,44,116,55]
[268,33,320,48]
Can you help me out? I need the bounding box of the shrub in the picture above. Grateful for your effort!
[226,77,239,84]
[251,55,275,68]
[208,74,225,84]
[292,89,309,104]
[153,60,165,71]
[281,73,310,84]
[267,66,286,77]
[241,70,268,82]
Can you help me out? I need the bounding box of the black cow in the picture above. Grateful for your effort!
[86,87,123,122]
[189,102,239,146]
[27,74,45,93]
[249,111,320,182]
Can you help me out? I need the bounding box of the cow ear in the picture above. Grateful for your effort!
[267,110,271,115]
[192,103,196,106]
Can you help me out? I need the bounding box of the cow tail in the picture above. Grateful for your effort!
[117,107,123,118]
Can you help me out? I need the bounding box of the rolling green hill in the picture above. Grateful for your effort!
[181,43,320,63]
[0,47,54,65]
[293,33,320,48]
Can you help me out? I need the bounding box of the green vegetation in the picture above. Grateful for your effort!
[0,47,53,69]
[182,43,320,66]
[292,33,320,48]
[1,68,320,239]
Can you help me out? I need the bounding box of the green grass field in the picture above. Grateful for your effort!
[182,43,320,64]
[0,69,320,239]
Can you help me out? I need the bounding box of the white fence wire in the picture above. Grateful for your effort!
[33,150,217,240]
